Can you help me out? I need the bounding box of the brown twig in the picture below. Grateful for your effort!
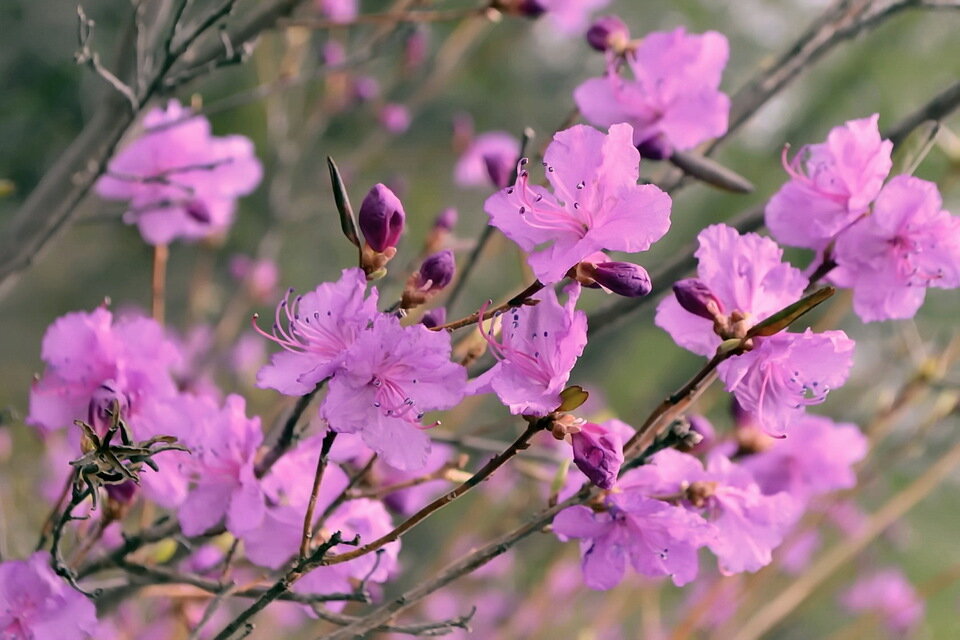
[151,244,169,324]
[434,280,544,332]
[300,430,338,558]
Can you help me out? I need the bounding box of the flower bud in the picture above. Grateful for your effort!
[87,380,130,435]
[586,15,630,53]
[516,0,546,17]
[184,199,212,224]
[591,261,652,297]
[673,278,723,320]
[680,414,715,453]
[402,250,456,309]
[571,422,624,489]
[483,153,514,190]
[379,103,412,134]
[421,307,447,329]
[418,250,456,291]
[404,27,430,71]
[359,183,405,252]
[352,76,381,103]
[637,133,673,161]
[433,207,458,232]
[105,480,138,505]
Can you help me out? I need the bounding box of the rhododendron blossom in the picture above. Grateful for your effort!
[96,100,262,245]
[766,114,893,251]
[842,569,925,634]
[0,552,98,640]
[454,130,520,189]
[322,314,466,470]
[831,175,960,321]
[468,284,587,416]
[575,28,730,158]
[485,123,671,283]
[28,307,181,434]
[256,268,379,395]
[623,450,800,575]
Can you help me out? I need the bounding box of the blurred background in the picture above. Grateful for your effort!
[2,0,960,637]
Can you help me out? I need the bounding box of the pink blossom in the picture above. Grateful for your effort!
[537,0,612,35]
[379,103,412,134]
[623,450,800,575]
[718,330,855,437]
[0,552,98,639]
[27,307,181,434]
[842,569,924,634]
[467,284,587,416]
[173,394,265,537]
[96,100,262,245]
[321,314,466,470]
[315,0,357,23]
[766,114,893,251]
[553,490,713,589]
[485,123,671,283]
[831,175,960,321]
[230,254,279,303]
[655,224,807,357]
[741,415,866,501]
[454,131,520,189]
[256,268,379,396]
[574,28,730,158]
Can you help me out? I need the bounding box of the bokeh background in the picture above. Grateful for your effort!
[2,0,960,637]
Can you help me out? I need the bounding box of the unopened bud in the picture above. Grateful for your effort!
[483,153,514,189]
[637,133,673,161]
[516,0,545,17]
[185,199,212,224]
[673,278,723,320]
[404,27,430,71]
[682,414,714,453]
[88,380,130,435]
[433,207,458,232]
[421,307,447,329]
[586,15,630,53]
[106,480,138,505]
[571,422,624,490]
[402,250,456,308]
[590,261,652,297]
[425,207,458,254]
[359,183,405,252]
[352,76,381,103]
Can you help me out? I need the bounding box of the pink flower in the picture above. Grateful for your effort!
[379,103,412,134]
[574,28,730,158]
[537,0,612,35]
[741,415,867,501]
[623,450,800,575]
[655,224,807,358]
[230,255,279,303]
[831,175,960,321]
[717,330,855,438]
[485,123,671,283]
[553,490,713,589]
[315,0,357,23]
[96,100,262,245]
[454,131,521,189]
[842,569,924,634]
[321,314,466,470]
[27,307,181,434]
[467,284,587,416]
[0,552,98,639]
[173,395,265,537]
[256,268,379,396]
[766,115,893,251]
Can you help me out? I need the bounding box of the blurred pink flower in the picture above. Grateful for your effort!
[842,568,924,634]
[96,100,262,245]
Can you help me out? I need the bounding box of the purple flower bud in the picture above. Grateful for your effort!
[586,15,630,52]
[483,153,514,189]
[673,278,723,319]
[433,207,458,231]
[87,380,130,435]
[380,103,412,134]
[352,76,381,103]
[404,27,430,70]
[637,133,673,161]
[518,0,546,17]
[571,422,624,489]
[322,40,346,67]
[592,261,652,297]
[185,199,212,224]
[417,250,456,292]
[421,307,447,329]
[105,480,138,504]
[359,183,405,252]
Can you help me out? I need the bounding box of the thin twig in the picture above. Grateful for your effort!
[151,244,169,324]
[300,430,338,557]
[280,7,487,28]
[434,280,544,332]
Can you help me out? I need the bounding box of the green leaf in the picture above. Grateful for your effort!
[558,385,589,412]
[327,156,360,248]
[746,287,835,338]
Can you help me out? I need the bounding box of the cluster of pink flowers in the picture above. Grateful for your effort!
[767,114,960,321]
